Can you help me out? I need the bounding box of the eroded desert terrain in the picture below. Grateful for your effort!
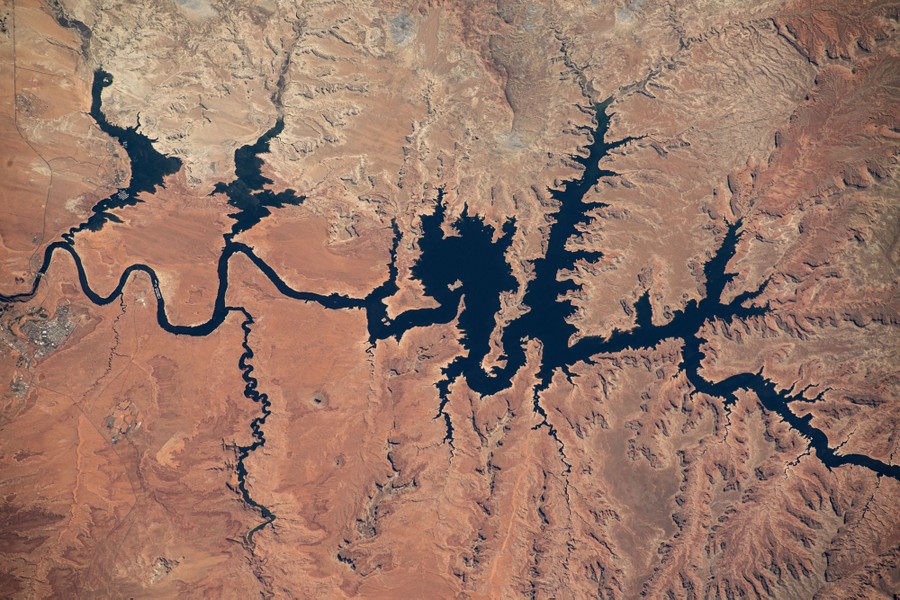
[1,0,898,598]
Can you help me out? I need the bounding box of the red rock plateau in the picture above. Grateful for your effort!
[1,0,898,598]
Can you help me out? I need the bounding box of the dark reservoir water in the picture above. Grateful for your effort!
[231,308,276,543]
[364,103,899,478]
[63,70,182,241]
[212,118,306,240]
[2,74,896,482]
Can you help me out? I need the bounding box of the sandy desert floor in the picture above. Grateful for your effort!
[1,0,898,597]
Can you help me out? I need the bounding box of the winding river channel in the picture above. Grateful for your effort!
[2,70,896,538]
